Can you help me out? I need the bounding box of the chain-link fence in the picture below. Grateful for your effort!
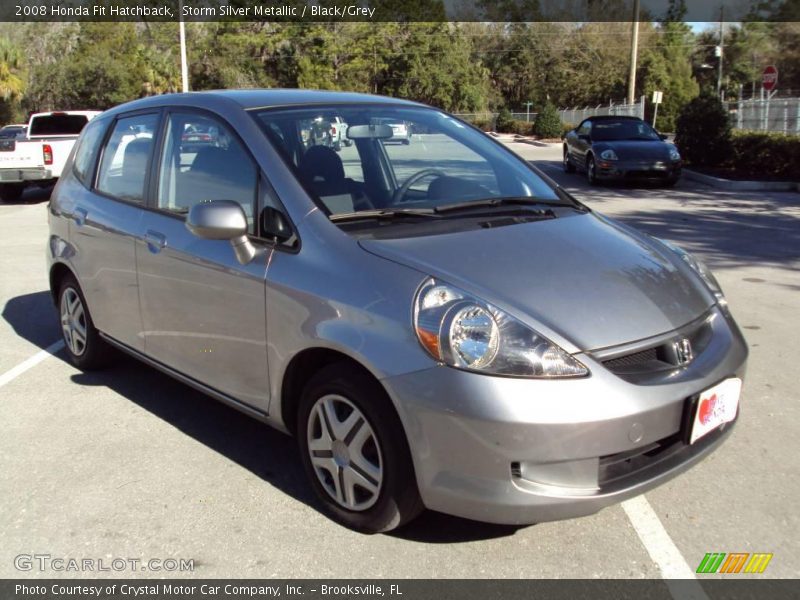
[557,97,646,126]
[728,97,800,133]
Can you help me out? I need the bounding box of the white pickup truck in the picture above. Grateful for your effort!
[0,110,101,202]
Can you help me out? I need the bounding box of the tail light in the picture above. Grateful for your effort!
[43,144,53,165]
[331,126,337,135]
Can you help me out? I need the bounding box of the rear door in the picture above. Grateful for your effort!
[67,111,159,351]
[136,109,270,411]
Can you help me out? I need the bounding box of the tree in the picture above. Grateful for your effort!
[0,39,24,102]
[533,102,562,138]
[638,2,699,131]
[675,92,731,167]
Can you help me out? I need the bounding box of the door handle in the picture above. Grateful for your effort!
[73,207,88,227]
[144,230,167,253]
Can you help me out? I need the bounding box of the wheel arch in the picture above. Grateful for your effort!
[280,347,395,438]
[49,262,77,305]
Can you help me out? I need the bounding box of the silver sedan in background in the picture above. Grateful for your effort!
[47,90,747,533]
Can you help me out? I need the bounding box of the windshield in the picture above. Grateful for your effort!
[251,105,558,217]
[591,119,660,141]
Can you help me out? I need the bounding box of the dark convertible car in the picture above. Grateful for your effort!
[563,115,681,186]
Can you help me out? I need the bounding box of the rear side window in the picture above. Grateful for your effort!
[29,114,89,136]
[96,114,159,204]
[72,118,108,188]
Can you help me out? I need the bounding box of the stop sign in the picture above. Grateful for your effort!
[763,65,778,91]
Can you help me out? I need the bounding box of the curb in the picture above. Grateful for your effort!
[683,169,800,192]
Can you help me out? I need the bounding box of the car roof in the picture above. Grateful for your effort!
[99,89,424,120]
[587,115,643,121]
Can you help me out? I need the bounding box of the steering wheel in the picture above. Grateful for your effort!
[391,169,445,204]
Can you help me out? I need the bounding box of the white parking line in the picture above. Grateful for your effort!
[0,340,64,389]
[623,495,709,599]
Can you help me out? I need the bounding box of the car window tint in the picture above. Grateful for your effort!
[96,114,159,204]
[157,113,257,233]
[73,118,107,188]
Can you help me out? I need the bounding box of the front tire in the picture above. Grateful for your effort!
[297,363,423,533]
[58,274,112,370]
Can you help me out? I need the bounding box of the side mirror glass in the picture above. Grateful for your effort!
[658,133,668,141]
[186,200,257,264]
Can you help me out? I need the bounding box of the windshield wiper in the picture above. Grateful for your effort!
[433,196,579,214]
[329,207,439,223]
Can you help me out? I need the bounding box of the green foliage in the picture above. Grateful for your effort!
[495,107,514,132]
[0,38,24,102]
[726,131,800,180]
[533,103,562,138]
[509,120,536,136]
[675,93,732,167]
[639,19,699,132]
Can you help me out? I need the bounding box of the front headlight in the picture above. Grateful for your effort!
[414,278,588,378]
[600,149,618,160]
[669,147,681,161]
[659,239,726,307]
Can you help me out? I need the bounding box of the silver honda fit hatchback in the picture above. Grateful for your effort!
[47,90,747,533]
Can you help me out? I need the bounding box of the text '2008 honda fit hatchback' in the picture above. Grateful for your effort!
[48,90,747,533]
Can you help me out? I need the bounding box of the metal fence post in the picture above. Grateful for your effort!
[737,96,743,130]
[784,101,789,134]
[640,95,645,120]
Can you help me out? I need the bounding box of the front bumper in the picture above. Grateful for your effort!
[596,159,681,182]
[382,307,747,524]
[0,168,53,183]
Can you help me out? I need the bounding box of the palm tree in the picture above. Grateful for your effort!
[0,39,24,101]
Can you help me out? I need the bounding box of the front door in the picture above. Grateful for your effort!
[136,110,270,411]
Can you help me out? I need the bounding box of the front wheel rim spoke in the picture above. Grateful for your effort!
[308,394,383,511]
[345,463,379,498]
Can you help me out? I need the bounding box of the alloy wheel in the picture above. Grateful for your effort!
[306,394,383,511]
[60,287,87,356]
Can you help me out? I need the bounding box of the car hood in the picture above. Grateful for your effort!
[358,213,713,352]
[593,140,673,160]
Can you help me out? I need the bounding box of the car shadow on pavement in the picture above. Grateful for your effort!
[0,184,54,205]
[3,290,523,542]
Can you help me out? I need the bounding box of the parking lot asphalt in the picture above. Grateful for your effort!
[1,144,798,580]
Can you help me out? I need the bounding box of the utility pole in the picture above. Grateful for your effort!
[627,0,640,105]
[716,7,724,98]
[179,0,189,93]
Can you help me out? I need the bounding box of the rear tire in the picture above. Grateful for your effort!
[403,138,411,145]
[297,363,423,533]
[586,155,598,185]
[0,183,25,202]
[563,147,575,173]
[58,274,113,370]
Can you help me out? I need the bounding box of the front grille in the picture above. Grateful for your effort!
[600,316,713,379]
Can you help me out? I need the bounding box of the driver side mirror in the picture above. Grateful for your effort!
[658,133,669,141]
[578,133,590,142]
[186,200,258,265]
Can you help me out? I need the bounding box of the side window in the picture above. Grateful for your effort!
[96,114,159,204]
[72,118,107,188]
[157,112,257,233]
[578,121,591,136]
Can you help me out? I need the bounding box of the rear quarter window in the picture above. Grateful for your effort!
[72,118,108,188]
